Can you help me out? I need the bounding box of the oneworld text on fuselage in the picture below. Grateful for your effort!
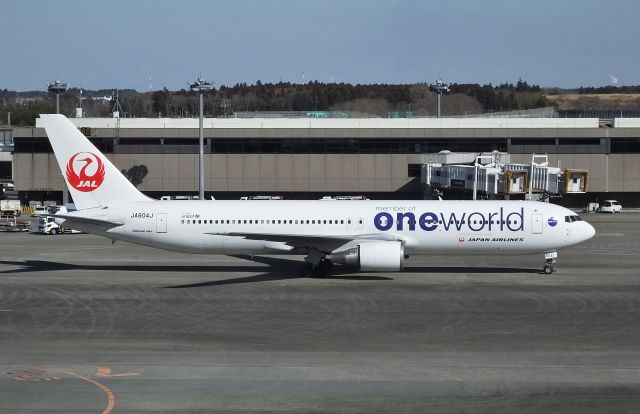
[373,207,524,232]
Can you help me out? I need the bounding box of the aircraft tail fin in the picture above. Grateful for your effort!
[39,114,149,209]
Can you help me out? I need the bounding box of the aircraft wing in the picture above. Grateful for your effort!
[206,231,402,251]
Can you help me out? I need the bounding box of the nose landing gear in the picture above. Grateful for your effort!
[543,251,557,274]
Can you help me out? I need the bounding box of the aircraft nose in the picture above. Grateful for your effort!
[584,222,596,240]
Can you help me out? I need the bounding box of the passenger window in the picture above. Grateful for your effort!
[181,220,184,224]
[187,220,190,224]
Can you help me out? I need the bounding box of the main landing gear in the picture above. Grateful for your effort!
[299,251,334,277]
[543,251,557,274]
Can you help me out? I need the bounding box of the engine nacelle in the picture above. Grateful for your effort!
[331,241,405,272]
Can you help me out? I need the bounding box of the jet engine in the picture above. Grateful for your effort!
[331,241,405,271]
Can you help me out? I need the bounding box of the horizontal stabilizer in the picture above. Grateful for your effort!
[44,213,124,228]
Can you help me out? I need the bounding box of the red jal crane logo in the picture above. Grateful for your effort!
[65,152,105,192]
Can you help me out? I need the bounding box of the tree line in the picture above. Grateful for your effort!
[1,80,638,126]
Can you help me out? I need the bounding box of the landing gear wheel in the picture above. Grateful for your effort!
[543,252,557,275]
[299,263,313,277]
[317,259,333,276]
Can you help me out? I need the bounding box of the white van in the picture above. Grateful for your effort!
[598,200,622,213]
[32,205,49,216]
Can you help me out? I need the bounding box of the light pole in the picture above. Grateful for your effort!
[48,79,70,205]
[47,79,69,114]
[190,77,213,200]
[429,79,449,118]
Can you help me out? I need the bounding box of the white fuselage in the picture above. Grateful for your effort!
[61,200,595,256]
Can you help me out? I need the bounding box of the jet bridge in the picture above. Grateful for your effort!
[421,151,589,199]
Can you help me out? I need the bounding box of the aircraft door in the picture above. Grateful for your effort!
[531,214,543,234]
[156,213,167,233]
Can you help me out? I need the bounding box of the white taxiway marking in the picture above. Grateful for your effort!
[0,310,13,312]
[597,233,625,237]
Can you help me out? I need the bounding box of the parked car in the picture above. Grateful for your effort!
[598,200,622,213]
[31,205,49,216]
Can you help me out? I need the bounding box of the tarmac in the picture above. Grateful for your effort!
[0,212,639,413]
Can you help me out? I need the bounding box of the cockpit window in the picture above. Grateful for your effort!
[564,215,583,223]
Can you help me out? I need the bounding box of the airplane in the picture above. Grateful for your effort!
[39,114,595,276]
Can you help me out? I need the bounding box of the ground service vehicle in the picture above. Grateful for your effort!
[37,206,81,234]
[598,200,622,213]
[1,199,21,217]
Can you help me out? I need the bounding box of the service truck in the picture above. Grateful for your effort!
[0,199,21,217]
[37,206,81,234]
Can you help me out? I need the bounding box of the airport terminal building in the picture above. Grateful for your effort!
[9,116,640,205]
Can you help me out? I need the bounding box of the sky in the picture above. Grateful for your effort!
[2,0,639,91]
